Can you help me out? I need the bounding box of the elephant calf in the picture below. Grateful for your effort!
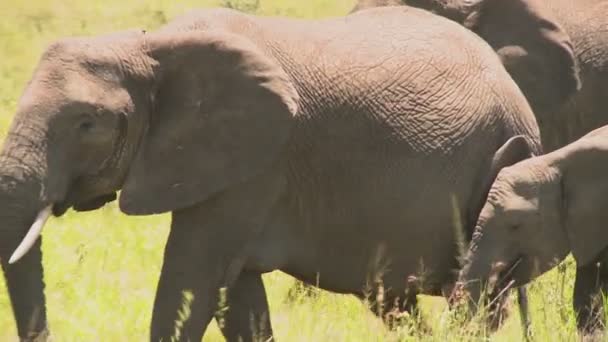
[458,125,608,333]
[0,6,545,341]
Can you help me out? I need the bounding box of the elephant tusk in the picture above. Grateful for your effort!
[9,205,53,264]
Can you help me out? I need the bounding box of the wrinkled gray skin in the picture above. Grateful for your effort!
[353,0,608,333]
[353,1,607,151]
[516,1,608,332]
[0,7,544,341]
[458,125,608,334]
[541,0,608,151]
[351,0,582,127]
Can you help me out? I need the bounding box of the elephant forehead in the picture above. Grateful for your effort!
[504,195,538,213]
[18,67,130,120]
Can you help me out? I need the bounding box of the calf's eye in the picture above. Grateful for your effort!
[78,120,95,132]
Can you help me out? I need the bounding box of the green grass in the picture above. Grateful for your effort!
[0,1,597,341]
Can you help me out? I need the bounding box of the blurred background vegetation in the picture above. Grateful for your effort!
[0,0,583,341]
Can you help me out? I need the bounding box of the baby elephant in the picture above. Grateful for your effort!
[457,126,608,333]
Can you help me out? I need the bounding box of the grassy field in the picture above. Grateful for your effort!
[0,0,592,341]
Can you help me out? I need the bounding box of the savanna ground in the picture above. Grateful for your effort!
[0,0,593,341]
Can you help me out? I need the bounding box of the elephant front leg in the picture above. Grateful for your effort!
[216,271,272,342]
[573,260,608,334]
[149,229,213,341]
[150,223,231,341]
[150,205,272,342]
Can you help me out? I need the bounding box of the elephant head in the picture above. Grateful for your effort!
[0,28,298,339]
[351,0,581,117]
[457,125,608,313]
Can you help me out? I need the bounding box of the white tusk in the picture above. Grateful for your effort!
[8,205,53,264]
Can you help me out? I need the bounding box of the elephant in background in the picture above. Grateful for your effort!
[540,0,608,150]
[0,7,547,341]
[456,125,608,334]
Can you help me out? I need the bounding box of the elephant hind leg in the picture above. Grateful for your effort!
[216,271,273,342]
[366,284,430,333]
[385,294,434,334]
[573,259,608,335]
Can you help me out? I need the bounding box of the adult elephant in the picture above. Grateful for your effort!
[353,0,608,332]
[0,6,546,342]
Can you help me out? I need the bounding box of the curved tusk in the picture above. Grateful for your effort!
[8,205,53,264]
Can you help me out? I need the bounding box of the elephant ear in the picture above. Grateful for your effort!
[119,30,298,215]
[562,138,608,266]
[461,0,580,114]
[350,0,404,13]
[488,136,535,184]
[468,136,534,238]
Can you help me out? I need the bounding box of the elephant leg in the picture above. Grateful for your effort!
[485,284,514,332]
[148,169,283,341]
[216,271,272,342]
[393,294,432,333]
[1,238,48,342]
[149,225,218,341]
[574,260,608,334]
[150,213,243,341]
[149,198,272,342]
[285,280,318,303]
[369,289,428,332]
[517,287,532,341]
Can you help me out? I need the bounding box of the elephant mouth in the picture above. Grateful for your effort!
[52,192,117,216]
[52,201,70,216]
[492,255,525,291]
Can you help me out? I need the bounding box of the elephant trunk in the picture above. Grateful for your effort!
[0,131,53,340]
[455,225,512,318]
[456,254,492,316]
[0,190,50,340]
[1,238,48,340]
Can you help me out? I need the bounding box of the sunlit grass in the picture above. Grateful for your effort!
[0,0,595,341]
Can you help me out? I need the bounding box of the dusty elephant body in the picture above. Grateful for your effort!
[0,7,544,341]
[457,125,608,334]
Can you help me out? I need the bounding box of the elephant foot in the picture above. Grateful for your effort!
[486,290,512,332]
[21,327,49,342]
[284,280,320,303]
[577,307,605,338]
[217,272,273,342]
[371,289,433,336]
[580,330,606,342]
[383,308,433,336]
[574,261,608,336]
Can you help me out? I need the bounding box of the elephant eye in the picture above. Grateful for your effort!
[509,224,520,231]
[78,119,95,133]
